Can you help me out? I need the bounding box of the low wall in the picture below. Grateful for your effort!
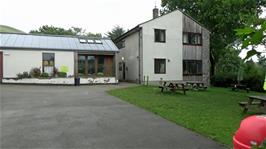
[2,77,118,85]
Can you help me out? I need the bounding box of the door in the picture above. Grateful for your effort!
[0,52,3,81]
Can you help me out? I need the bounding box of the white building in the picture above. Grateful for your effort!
[115,8,211,85]
[0,33,119,85]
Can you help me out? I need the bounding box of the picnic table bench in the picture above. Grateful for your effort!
[159,81,188,95]
[232,84,250,93]
[186,81,208,91]
[239,95,266,113]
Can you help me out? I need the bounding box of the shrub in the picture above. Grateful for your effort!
[17,73,24,79]
[57,72,67,78]
[16,71,31,79]
[40,73,49,78]
[30,68,41,78]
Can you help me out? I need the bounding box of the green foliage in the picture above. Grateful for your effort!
[108,86,264,147]
[106,25,126,41]
[17,71,31,79]
[161,0,266,74]
[57,72,67,78]
[30,68,41,78]
[30,25,102,37]
[235,19,266,60]
[40,73,50,78]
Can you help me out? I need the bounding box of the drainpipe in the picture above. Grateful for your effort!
[138,29,141,84]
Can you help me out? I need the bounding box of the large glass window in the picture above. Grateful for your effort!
[183,32,202,45]
[43,53,55,76]
[97,56,105,76]
[87,56,95,75]
[154,59,166,74]
[183,60,202,75]
[155,29,166,43]
[78,55,114,77]
[78,55,86,76]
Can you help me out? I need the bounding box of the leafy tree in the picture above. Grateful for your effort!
[235,19,266,60]
[30,25,102,38]
[106,25,126,41]
[161,0,266,75]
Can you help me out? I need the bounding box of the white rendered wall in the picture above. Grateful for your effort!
[2,49,74,78]
[140,10,183,81]
[117,32,140,82]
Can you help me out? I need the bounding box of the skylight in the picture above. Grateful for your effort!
[95,40,102,44]
[87,39,94,43]
[79,39,87,43]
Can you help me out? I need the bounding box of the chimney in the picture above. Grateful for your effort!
[153,7,159,19]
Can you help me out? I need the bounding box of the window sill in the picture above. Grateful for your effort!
[183,74,203,76]
[183,43,202,46]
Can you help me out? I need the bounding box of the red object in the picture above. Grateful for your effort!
[233,115,266,149]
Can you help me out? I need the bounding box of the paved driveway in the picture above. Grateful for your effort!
[0,84,227,149]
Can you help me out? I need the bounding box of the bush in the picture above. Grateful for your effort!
[211,73,238,87]
[30,68,41,78]
[57,72,67,78]
[40,73,49,78]
[16,71,31,79]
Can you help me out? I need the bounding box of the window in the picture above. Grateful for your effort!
[87,39,94,44]
[79,39,87,44]
[43,53,55,76]
[78,55,114,77]
[183,60,202,75]
[78,55,86,76]
[154,59,166,74]
[94,40,102,44]
[155,29,166,42]
[183,32,202,45]
[87,56,95,75]
[97,56,105,76]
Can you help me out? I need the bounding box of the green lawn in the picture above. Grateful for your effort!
[108,86,265,147]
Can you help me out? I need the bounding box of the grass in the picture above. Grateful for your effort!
[108,86,265,147]
[0,25,25,33]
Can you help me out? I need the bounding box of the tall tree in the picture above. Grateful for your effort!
[161,0,266,75]
[106,25,126,41]
[30,25,102,38]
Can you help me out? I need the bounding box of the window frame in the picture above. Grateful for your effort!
[78,55,114,77]
[183,60,203,76]
[154,58,166,74]
[183,32,202,46]
[42,53,55,76]
[154,29,166,43]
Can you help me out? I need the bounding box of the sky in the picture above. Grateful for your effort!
[0,0,265,59]
[0,0,162,34]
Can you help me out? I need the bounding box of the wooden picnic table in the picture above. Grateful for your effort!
[186,81,208,90]
[232,84,250,93]
[159,81,188,95]
[239,95,266,113]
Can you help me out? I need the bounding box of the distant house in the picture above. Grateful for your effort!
[0,33,119,85]
[115,8,210,85]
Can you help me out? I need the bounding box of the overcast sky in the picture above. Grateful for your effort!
[0,0,162,34]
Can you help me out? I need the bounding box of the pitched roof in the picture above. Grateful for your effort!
[114,9,211,43]
[0,32,119,52]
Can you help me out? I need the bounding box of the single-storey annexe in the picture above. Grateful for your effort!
[0,33,119,85]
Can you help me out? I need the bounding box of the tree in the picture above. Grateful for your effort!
[235,19,266,60]
[106,25,126,41]
[161,0,266,75]
[30,25,102,38]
